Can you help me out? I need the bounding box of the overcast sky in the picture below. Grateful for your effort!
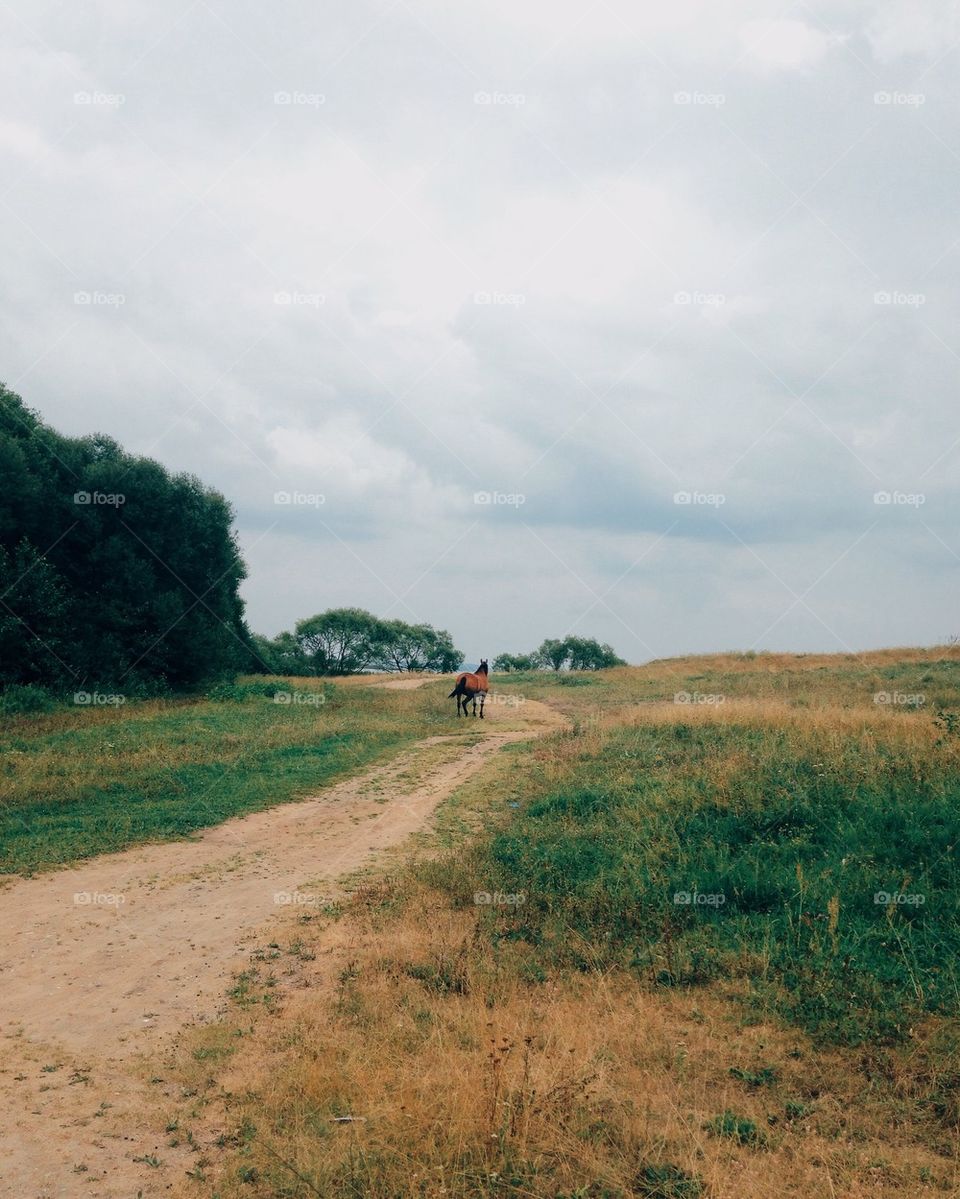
[2,0,958,663]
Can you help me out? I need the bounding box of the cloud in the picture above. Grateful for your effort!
[865,0,960,62]
[0,0,958,659]
[0,119,49,159]
[737,19,847,73]
[266,417,460,526]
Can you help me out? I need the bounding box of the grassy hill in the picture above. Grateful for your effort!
[161,646,960,1198]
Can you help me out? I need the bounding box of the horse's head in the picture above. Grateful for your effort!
[478,658,489,674]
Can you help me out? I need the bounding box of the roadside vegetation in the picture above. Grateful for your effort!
[0,677,450,875]
[163,646,960,1199]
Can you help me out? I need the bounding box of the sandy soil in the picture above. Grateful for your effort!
[334,672,435,690]
[0,693,562,1199]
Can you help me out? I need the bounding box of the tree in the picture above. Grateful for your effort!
[494,652,540,672]
[503,636,627,672]
[537,638,570,671]
[0,384,253,690]
[565,636,626,670]
[0,540,71,686]
[373,621,461,672]
[249,632,312,676]
[258,610,463,676]
[294,608,382,675]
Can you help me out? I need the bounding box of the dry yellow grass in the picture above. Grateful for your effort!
[170,700,958,1199]
[167,660,960,1197]
[172,878,959,1198]
[642,645,957,674]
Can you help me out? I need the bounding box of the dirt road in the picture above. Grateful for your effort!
[0,692,562,1198]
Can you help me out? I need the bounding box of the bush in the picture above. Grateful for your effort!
[0,683,58,714]
[207,681,285,703]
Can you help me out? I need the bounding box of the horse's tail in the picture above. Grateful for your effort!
[448,683,462,698]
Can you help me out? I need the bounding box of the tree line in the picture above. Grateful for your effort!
[252,608,461,676]
[0,385,252,692]
[494,636,625,672]
[0,388,626,695]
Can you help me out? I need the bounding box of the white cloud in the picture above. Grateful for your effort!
[737,18,847,73]
[0,119,49,158]
[266,418,459,520]
[865,0,960,62]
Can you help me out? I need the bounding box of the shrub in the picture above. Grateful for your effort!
[207,681,285,703]
[704,1111,765,1146]
[0,683,57,714]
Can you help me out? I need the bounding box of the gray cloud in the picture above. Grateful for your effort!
[1,0,958,660]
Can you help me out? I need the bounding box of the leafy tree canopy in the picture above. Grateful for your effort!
[495,637,626,672]
[253,609,462,676]
[0,384,253,690]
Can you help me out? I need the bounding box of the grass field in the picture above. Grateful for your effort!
[0,677,450,875]
[161,647,960,1198]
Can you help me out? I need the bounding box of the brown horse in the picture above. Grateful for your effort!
[449,659,489,718]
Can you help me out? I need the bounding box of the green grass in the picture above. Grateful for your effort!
[0,676,449,875]
[162,649,960,1198]
[465,718,960,1043]
[438,650,960,1046]
[491,648,960,713]
[704,1111,765,1147]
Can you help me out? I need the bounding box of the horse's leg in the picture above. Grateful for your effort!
[456,694,463,717]
[479,692,485,719]
[472,693,478,717]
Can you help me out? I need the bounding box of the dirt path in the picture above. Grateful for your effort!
[0,694,562,1199]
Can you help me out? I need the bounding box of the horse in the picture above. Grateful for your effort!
[448,659,489,718]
